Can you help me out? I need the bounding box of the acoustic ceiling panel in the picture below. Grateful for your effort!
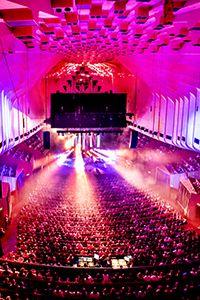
[0,0,199,64]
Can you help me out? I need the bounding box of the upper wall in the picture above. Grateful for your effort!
[116,4,200,152]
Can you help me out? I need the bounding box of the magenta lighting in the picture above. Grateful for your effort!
[91,148,116,164]
[56,149,74,166]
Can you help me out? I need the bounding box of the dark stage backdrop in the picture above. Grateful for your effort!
[51,93,127,128]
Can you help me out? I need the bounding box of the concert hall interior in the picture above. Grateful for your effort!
[0,0,200,299]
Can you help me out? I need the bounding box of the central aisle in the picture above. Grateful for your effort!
[2,159,127,259]
[3,154,199,269]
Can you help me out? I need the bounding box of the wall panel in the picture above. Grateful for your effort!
[164,98,174,143]
[159,95,167,140]
[186,93,196,149]
[194,89,200,151]
[172,99,179,146]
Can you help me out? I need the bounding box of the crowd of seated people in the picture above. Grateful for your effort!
[166,154,200,174]
[24,134,44,153]
[0,259,198,299]
[136,134,153,148]
[0,165,16,177]
[0,172,199,299]
[154,144,179,155]
[136,134,179,154]
[14,174,200,267]
[6,149,32,163]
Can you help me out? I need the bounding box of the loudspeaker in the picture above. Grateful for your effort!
[43,131,50,149]
[196,205,200,219]
[0,181,2,199]
[129,130,138,148]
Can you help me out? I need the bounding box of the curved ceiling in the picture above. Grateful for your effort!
[0,0,199,103]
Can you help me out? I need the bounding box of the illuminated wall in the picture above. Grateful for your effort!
[46,62,135,120]
[127,83,200,152]
[0,90,43,155]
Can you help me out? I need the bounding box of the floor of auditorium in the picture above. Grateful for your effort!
[2,155,200,259]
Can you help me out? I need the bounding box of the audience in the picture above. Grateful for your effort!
[14,174,199,269]
[0,165,16,177]
[166,154,200,174]
[5,149,32,163]
[25,134,44,153]
[0,152,199,299]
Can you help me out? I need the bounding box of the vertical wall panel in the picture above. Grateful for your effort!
[172,99,179,146]
[0,92,3,154]
[159,95,167,141]
[194,88,200,151]
[164,97,174,143]
[177,98,183,148]
[149,93,155,134]
[186,93,196,149]
[157,94,162,138]
[0,89,43,155]
[1,91,12,151]
[135,79,154,130]
[153,93,160,136]
[180,96,189,148]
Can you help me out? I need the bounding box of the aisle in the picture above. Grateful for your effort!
[2,153,200,261]
[1,159,116,258]
[1,162,59,258]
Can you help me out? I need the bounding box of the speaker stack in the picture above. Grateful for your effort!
[129,130,138,148]
[43,131,50,149]
[0,181,2,199]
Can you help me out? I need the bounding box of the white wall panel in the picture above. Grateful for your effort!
[180,96,189,148]
[164,97,174,143]
[176,98,183,148]
[159,95,167,141]
[153,93,160,136]
[0,91,43,154]
[172,99,179,146]
[186,93,196,149]
[194,88,200,151]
